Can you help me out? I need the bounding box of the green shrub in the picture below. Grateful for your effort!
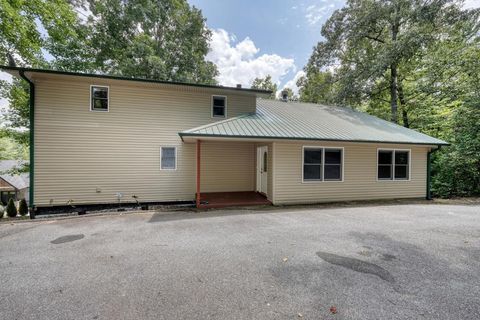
[18,199,28,216]
[0,204,4,218]
[6,198,17,218]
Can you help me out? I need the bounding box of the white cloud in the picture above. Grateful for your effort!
[305,3,336,26]
[276,70,305,98]
[207,29,296,88]
[463,0,480,8]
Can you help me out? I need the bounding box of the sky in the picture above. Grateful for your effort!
[1,0,480,110]
[190,0,346,95]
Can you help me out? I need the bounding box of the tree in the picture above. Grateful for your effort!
[6,198,17,218]
[304,0,471,124]
[0,0,79,67]
[81,0,217,83]
[0,135,28,160]
[251,75,277,99]
[18,199,28,216]
[432,104,480,197]
[297,70,335,104]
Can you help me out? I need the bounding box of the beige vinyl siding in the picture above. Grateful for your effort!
[273,141,428,205]
[33,74,256,206]
[200,141,255,192]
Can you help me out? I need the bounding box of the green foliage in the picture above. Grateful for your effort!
[82,0,218,83]
[432,104,480,197]
[6,198,17,218]
[302,0,473,122]
[251,75,277,99]
[18,199,28,216]
[297,70,335,104]
[0,0,79,66]
[0,135,28,160]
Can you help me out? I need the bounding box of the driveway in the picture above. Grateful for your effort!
[1,204,479,320]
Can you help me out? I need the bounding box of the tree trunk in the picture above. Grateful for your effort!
[397,81,409,128]
[390,64,398,123]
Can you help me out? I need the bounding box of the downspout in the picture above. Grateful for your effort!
[426,146,442,200]
[19,71,35,218]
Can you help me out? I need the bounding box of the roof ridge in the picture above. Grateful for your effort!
[0,66,272,95]
[258,99,441,140]
[181,112,255,134]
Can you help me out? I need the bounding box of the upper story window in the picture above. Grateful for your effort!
[212,96,226,118]
[377,149,410,180]
[303,147,343,182]
[90,85,109,112]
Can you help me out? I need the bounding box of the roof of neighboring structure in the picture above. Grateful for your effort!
[0,66,271,96]
[0,160,29,190]
[180,99,449,146]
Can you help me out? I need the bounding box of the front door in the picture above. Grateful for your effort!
[256,146,268,195]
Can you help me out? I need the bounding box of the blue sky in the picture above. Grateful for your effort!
[189,0,346,93]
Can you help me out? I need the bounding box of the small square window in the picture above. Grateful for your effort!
[212,96,226,117]
[91,86,109,111]
[161,147,177,170]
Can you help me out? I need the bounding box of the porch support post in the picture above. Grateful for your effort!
[196,139,201,208]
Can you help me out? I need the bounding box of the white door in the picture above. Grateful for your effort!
[256,146,268,195]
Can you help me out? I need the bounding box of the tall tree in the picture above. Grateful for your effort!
[80,0,218,83]
[251,75,277,99]
[304,0,470,124]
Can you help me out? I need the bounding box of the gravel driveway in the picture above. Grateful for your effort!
[1,203,479,320]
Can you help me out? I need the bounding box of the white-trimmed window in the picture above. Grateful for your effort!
[303,147,343,182]
[377,149,410,180]
[212,96,226,118]
[160,147,177,170]
[90,85,109,111]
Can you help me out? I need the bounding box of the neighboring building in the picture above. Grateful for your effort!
[0,160,29,205]
[0,66,447,210]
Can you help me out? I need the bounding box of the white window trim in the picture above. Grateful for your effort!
[376,148,411,182]
[211,95,227,118]
[160,146,178,171]
[302,146,345,183]
[90,85,110,112]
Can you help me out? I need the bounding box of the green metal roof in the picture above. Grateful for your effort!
[180,99,448,146]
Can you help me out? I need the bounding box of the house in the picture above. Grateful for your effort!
[0,66,448,210]
[0,160,29,205]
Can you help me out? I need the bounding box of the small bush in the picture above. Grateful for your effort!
[0,204,4,218]
[18,199,28,216]
[6,198,17,218]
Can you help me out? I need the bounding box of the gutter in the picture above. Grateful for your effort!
[19,70,35,218]
[426,146,443,200]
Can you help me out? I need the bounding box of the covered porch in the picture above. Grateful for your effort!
[187,138,273,209]
[198,191,271,209]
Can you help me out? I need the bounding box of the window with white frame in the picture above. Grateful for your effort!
[90,86,109,111]
[377,149,409,180]
[303,147,343,182]
[212,96,226,117]
[160,147,177,170]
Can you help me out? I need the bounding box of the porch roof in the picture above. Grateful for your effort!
[180,99,448,146]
